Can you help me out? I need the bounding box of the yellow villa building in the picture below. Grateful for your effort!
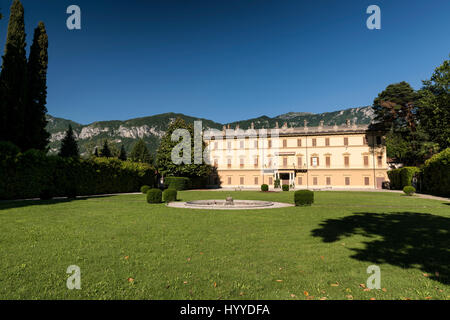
[204,120,388,189]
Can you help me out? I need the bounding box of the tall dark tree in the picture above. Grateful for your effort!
[130,139,152,164]
[100,140,112,158]
[0,0,27,149]
[24,21,49,151]
[94,147,99,157]
[58,125,79,158]
[118,144,127,161]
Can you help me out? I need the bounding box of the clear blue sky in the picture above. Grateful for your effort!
[0,0,449,124]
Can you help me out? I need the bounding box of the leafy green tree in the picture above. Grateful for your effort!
[156,118,212,178]
[417,58,450,151]
[130,139,152,164]
[100,140,112,158]
[118,145,127,161]
[371,82,437,165]
[0,0,27,149]
[24,21,49,151]
[59,125,79,158]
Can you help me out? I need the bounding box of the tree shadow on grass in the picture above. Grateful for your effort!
[0,195,114,211]
[311,212,450,285]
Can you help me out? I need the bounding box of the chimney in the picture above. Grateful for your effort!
[319,120,324,127]
[236,124,240,130]
[275,121,279,129]
[227,124,230,129]
[251,122,254,130]
[282,122,288,129]
[346,119,351,127]
[304,120,308,127]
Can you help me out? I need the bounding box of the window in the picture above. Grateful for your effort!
[268,177,273,185]
[364,177,370,186]
[214,142,218,149]
[326,177,331,185]
[325,138,330,146]
[297,139,302,147]
[254,140,258,148]
[344,156,350,167]
[254,176,259,185]
[227,141,232,149]
[313,177,318,185]
[364,155,369,167]
[345,177,350,186]
[297,156,302,168]
[312,138,317,147]
[240,176,244,185]
[344,137,349,146]
[311,156,319,167]
[363,136,368,145]
[326,156,331,167]
[377,155,383,167]
[227,176,232,185]
[268,140,272,148]
[240,141,244,148]
[283,139,287,148]
[240,158,244,168]
[298,176,303,185]
[227,158,232,168]
[283,157,288,168]
[254,157,259,168]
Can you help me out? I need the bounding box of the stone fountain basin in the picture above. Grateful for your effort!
[167,199,294,210]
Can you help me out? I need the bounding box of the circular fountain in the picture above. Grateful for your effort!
[167,196,293,210]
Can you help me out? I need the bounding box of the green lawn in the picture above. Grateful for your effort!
[0,191,448,300]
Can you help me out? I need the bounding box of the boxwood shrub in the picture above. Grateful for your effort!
[163,189,177,203]
[294,190,314,206]
[282,184,289,191]
[147,188,162,204]
[387,167,420,190]
[141,185,151,194]
[261,184,269,192]
[164,177,190,190]
[403,186,416,196]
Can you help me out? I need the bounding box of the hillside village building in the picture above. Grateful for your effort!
[204,120,388,189]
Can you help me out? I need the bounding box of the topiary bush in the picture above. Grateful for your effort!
[164,177,191,190]
[147,188,162,204]
[163,189,177,203]
[261,184,269,192]
[422,148,450,197]
[294,190,314,206]
[141,185,150,194]
[403,186,416,196]
[282,184,289,191]
[387,167,421,190]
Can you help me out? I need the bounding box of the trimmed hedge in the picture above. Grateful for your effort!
[294,190,314,206]
[387,166,420,190]
[163,177,190,190]
[261,184,269,192]
[282,184,289,191]
[0,146,155,200]
[147,188,162,204]
[140,185,151,194]
[403,186,416,196]
[422,148,450,197]
[163,189,177,203]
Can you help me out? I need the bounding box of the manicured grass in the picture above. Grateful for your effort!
[0,191,448,300]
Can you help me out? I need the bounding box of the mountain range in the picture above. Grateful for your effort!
[46,106,375,156]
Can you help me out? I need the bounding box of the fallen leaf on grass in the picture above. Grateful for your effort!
[306,296,315,300]
[425,297,432,300]
[359,283,366,289]
[127,277,134,283]
[423,273,429,277]
[290,294,296,298]
[124,256,129,260]
[183,281,188,284]
[382,288,387,292]
[187,258,191,262]
[346,295,353,300]
[363,288,371,292]
[303,291,309,296]
[320,297,327,300]
[330,283,339,287]
[276,280,283,282]
[213,282,217,288]
[370,298,376,300]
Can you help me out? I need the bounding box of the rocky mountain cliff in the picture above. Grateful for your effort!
[47,106,375,156]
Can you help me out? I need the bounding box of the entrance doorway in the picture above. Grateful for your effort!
[279,173,290,186]
[376,177,385,189]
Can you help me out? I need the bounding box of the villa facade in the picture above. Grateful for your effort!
[204,120,388,189]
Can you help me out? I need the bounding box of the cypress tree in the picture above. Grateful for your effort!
[25,21,49,151]
[59,125,79,158]
[94,147,99,157]
[0,0,27,148]
[130,139,152,164]
[118,145,127,161]
[100,140,112,158]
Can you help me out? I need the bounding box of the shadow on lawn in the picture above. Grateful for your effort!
[0,195,114,211]
[312,212,450,285]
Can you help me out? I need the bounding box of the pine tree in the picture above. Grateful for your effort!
[100,140,112,158]
[118,145,127,161]
[130,139,152,164]
[0,0,28,149]
[25,21,49,151]
[59,125,79,158]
